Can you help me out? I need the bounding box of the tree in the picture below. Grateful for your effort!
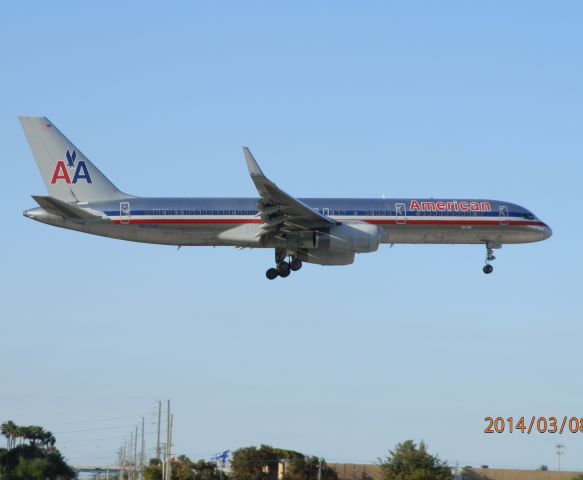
[0,423,17,450]
[230,445,302,480]
[144,464,163,480]
[538,465,548,471]
[0,420,74,480]
[13,457,51,479]
[144,456,225,480]
[230,445,337,480]
[22,426,46,447]
[1,423,55,450]
[379,440,452,480]
[191,460,226,480]
[171,455,198,480]
[284,455,338,480]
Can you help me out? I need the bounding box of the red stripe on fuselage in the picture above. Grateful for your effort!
[366,219,546,227]
[111,218,546,227]
[112,218,262,225]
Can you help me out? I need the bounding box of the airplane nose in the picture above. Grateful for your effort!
[543,224,553,240]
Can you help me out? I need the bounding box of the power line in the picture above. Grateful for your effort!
[55,424,137,434]
[42,415,141,426]
[57,435,129,444]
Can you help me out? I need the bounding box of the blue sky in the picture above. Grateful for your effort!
[1,0,582,471]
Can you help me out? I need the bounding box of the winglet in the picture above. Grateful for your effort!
[242,147,265,177]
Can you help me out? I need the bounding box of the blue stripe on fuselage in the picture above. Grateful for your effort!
[102,209,527,218]
[91,198,534,219]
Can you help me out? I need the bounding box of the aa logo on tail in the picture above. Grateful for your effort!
[50,149,92,184]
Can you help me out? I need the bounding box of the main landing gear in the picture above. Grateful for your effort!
[482,244,498,274]
[266,251,303,280]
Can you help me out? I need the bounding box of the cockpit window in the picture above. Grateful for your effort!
[523,212,535,220]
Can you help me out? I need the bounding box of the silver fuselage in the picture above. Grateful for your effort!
[24,196,552,248]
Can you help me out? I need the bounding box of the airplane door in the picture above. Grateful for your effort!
[395,203,406,224]
[120,201,131,224]
[499,205,508,225]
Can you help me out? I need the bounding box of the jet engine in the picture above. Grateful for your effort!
[295,223,380,266]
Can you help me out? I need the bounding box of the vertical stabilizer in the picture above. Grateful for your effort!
[19,116,129,203]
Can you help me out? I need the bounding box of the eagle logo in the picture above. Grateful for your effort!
[66,149,76,167]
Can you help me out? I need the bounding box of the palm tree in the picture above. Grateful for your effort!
[25,425,41,446]
[15,425,28,447]
[0,421,18,449]
[1,422,57,450]
[40,429,56,448]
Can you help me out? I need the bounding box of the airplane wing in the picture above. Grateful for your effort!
[32,195,110,222]
[243,147,337,236]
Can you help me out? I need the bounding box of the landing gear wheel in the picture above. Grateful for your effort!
[482,243,499,274]
[290,258,303,271]
[266,268,279,280]
[279,269,291,278]
[277,261,290,273]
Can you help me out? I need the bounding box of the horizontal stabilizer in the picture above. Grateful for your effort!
[32,195,109,221]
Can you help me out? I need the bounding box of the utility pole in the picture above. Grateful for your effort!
[317,458,322,480]
[134,425,138,480]
[169,414,173,459]
[117,447,124,480]
[140,416,145,480]
[125,440,129,480]
[130,430,134,480]
[165,400,172,480]
[556,443,565,471]
[156,401,162,462]
[127,431,131,480]
[168,414,174,480]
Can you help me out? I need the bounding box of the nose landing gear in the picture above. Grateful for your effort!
[482,244,498,274]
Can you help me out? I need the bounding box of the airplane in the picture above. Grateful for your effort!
[20,116,552,279]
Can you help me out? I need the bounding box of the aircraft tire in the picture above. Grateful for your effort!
[279,269,291,278]
[277,261,290,273]
[266,268,279,280]
[483,264,494,274]
[290,259,302,271]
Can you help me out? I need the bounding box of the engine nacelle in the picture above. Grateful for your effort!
[323,223,380,253]
[296,248,355,266]
[295,223,381,265]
